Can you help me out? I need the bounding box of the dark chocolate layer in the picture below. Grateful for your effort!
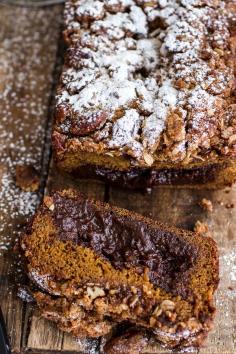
[51,193,198,299]
[69,163,226,190]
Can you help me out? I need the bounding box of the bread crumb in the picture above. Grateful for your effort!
[225,203,234,209]
[194,221,211,236]
[199,198,213,212]
[15,165,40,192]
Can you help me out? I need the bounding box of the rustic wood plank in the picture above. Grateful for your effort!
[0,255,24,353]
[109,186,236,354]
[46,161,106,199]
[1,3,235,353]
[62,333,100,352]
[108,186,209,228]
[0,4,63,353]
[27,314,64,351]
[62,333,84,351]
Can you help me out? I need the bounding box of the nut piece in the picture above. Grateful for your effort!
[229,134,236,145]
[131,286,137,294]
[187,317,201,332]
[87,286,105,300]
[143,152,154,166]
[129,295,139,308]
[70,111,107,136]
[161,300,175,312]
[44,196,55,211]
[120,303,129,311]
[207,109,215,117]
[166,310,177,322]
[200,198,213,212]
[149,316,156,327]
[166,112,185,142]
[152,305,162,317]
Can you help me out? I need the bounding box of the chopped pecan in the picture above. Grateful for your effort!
[44,196,55,211]
[87,286,105,300]
[70,111,107,136]
[161,300,175,312]
[52,132,67,154]
[166,112,185,143]
[55,104,69,124]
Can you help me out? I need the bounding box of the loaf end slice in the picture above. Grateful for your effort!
[21,189,219,350]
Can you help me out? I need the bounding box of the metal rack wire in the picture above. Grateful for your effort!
[0,0,64,6]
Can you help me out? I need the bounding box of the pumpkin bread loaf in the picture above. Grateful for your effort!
[21,189,219,351]
[52,0,236,189]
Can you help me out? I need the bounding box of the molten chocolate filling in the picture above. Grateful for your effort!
[51,193,198,299]
[70,163,225,189]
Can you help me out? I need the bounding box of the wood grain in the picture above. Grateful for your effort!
[0,3,63,353]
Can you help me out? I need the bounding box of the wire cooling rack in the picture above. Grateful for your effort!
[0,0,64,6]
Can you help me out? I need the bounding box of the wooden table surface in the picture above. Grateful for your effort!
[0,3,235,354]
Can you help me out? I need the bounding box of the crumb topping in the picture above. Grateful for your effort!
[56,0,236,167]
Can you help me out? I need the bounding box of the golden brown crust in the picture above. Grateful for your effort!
[53,0,236,186]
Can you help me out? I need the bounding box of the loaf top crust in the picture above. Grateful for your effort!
[54,0,236,168]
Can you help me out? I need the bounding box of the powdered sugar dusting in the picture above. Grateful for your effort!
[220,249,236,285]
[57,0,236,167]
[29,270,52,292]
[108,109,142,154]
[76,0,105,20]
[0,7,60,255]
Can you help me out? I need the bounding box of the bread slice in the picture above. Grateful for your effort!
[21,189,219,350]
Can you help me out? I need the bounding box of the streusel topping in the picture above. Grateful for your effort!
[56,0,236,167]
